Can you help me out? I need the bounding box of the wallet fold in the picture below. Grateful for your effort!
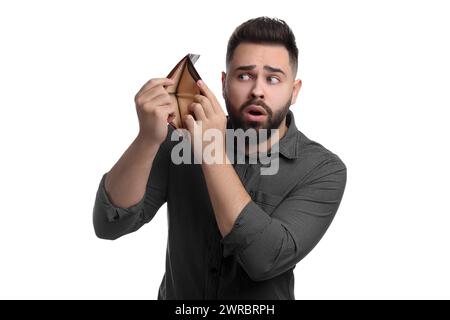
[165,54,202,129]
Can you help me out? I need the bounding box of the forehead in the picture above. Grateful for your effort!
[229,43,291,72]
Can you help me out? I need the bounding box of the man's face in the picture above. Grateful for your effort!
[222,43,302,134]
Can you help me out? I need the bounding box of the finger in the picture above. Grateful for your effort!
[183,114,196,133]
[137,78,175,97]
[196,80,222,114]
[155,104,177,123]
[137,85,167,103]
[141,102,176,124]
[142,102,172,115]
[188,102,206,122]
[193,94,214,117]
[150,93,172,107]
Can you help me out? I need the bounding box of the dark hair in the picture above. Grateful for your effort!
[226,17,299,76]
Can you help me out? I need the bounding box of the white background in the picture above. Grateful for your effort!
[1,0,449,299]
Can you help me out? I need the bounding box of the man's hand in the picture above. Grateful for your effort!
[134,77,176,145]
[183,80,228,163]
[103,77,175,209]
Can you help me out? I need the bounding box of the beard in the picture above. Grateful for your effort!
[224,90,292,142]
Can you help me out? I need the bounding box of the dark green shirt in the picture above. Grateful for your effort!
[93,111,347,299]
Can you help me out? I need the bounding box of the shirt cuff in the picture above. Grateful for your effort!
[99,173,146,222]
[221,201,272,258]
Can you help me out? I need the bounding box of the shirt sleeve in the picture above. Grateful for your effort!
[93,134,172,240]
[221,155,347,281]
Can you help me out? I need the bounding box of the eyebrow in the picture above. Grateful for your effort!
[235,65,286,76]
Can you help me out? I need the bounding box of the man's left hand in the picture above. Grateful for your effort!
[182,80,228,163]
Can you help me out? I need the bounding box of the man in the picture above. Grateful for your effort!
[93,17,347,300]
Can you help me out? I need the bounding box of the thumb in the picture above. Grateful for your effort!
[184,114,195,132]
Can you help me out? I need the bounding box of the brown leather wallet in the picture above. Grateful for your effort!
[165,54,202,129]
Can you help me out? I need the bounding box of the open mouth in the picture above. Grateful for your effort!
[248,110,264,116]
[243,105,268,121]
[244,104,267,115]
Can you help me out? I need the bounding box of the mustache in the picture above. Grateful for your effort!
[240,99,272,116]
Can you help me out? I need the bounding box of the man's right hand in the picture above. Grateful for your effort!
[134,77,176,145]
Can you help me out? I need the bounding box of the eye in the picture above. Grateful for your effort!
[238,73,251,81]
[267,76,280,84]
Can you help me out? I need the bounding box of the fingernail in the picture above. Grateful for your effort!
[197,80,203,86]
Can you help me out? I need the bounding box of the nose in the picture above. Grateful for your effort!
[249,78,265,100]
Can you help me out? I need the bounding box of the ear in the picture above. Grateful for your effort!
[221,71,227,99]
[290,79,302,105]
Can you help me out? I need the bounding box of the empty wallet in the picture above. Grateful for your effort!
[165,54,202,129]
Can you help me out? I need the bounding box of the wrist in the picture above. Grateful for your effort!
[200,151,232,168]
[135,133,161,153]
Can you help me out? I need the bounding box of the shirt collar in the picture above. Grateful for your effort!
[226,110,301,160]
[278,110,300,159]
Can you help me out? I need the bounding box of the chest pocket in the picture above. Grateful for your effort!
[249,190,283,215]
